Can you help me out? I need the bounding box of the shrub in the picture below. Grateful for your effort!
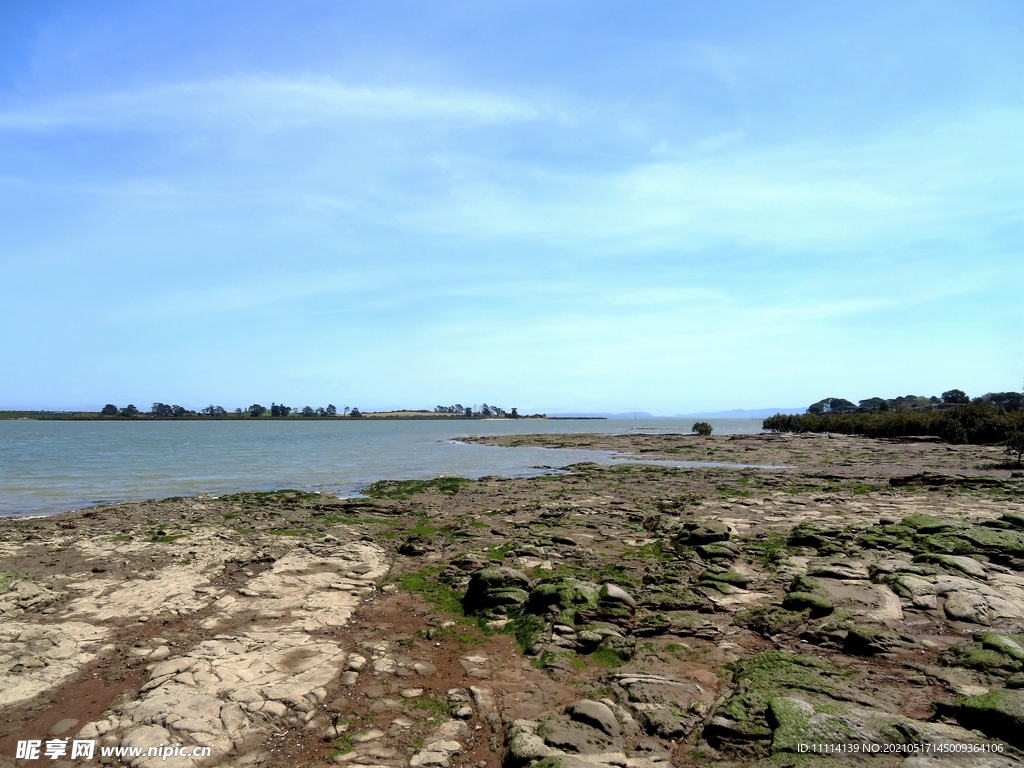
[1007,429,1024,468]
[692,421,713,437]
[763,405,1018,445]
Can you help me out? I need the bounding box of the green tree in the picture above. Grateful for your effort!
[692,421,713,436]
[248,404,266,417]
[120,404,139,417]
[100,404,118,416]
[942,389,969,404]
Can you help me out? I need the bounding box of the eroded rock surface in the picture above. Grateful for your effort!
[3,435,1024,768]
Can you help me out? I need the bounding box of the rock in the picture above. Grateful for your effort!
[410,751,450,767]
[787,522,842,550]
[924,526,1024,559]
[351,729,384,743]
[944,591,994,625]
[733,606,806,638]
[470,685,495,713]
[599,584,636,608]
[596,635,635,662]
[901,757,1020,768]
[399,538,429,556]
[633,708,690,739]
[696,543,738,560]
[782,592,834,617]
[528,578,600,626]
[424,740,462,753]
[505,722,557,767]
[807,561,870,580]
[447,688,474,718]
[914,554,988,580]
[610,673,704,740]
[843,627,905,656]
[0,621,110,708]
[640,586,711,613]
[433,719,472,740]
[537,718,618,754]
[706,651,862,752]
[766,697,877,754]
[462,568,533,617]
[949,688,1024,747]
[816,578,904,623]
[566,700,621,737]
[977,632,1024,661]
[698,569,751,588]
[48,719,79,737]
[678,520,730,546]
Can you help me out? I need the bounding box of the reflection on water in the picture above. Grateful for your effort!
[0,417,765,516]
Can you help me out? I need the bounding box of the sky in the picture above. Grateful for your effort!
[1,1,1021,415]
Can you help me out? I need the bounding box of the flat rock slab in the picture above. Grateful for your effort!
[70,541,387,767]
[816,578,903,623]
[0,621,111,707]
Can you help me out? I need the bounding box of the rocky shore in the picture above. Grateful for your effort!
[2,433,1024,768]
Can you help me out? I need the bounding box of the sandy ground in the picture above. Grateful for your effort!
[2,433,1023,768]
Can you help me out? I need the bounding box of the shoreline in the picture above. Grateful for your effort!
[0,413,552,422]
[2,433,1023,768]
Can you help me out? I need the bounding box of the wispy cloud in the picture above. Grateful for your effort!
[0,77,539,132]
[397,107,1024,253]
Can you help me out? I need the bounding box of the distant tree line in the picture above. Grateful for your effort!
[433,403,518,417]
[99,402,344,418]
[764,387,1024,449]
[805,389,1020,415]
[97,401,528,419]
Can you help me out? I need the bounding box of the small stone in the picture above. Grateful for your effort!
[566,699,621,737]
[410,751,450,768]
[351,729,385,743]
[262,701,288,718]
[48,719,79,737]
[600,584,636,608]
[426,740,462,753]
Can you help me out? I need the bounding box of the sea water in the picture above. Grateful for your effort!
[0,417,765,516]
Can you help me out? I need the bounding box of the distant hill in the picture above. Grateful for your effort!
[548,409,803,419]
[677,408,804,419]
[547,412,656,419]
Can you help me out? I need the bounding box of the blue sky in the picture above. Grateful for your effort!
[1,1,1021,414]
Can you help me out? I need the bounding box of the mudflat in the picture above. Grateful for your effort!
[2,433,1023,768]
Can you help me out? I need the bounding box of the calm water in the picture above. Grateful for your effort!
[0,418,765,517]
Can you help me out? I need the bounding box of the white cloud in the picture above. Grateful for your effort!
[0,77,538,132]
[395,107,1024,254]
